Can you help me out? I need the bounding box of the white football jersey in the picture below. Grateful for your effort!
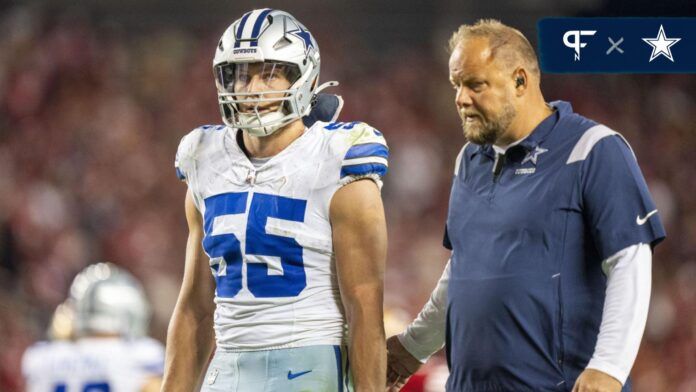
[175,121,388,351]
[22,337,164,392]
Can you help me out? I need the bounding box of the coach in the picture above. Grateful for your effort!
[386,20,665,392]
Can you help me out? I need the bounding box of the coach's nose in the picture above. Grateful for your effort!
[455,86,473,108]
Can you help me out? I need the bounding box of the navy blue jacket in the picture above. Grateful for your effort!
[443,101,665,391]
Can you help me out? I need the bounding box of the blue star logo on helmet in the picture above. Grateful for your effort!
[288,27,314,53]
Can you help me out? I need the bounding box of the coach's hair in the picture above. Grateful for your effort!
[448,19,540,79]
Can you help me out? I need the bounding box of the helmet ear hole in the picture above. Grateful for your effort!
[283,100,292,114]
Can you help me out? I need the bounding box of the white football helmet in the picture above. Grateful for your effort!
[213,8,337,136]
[69,262,151,338]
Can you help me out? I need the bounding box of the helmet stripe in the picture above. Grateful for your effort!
[233,11,253,48]
[249,8,273,47]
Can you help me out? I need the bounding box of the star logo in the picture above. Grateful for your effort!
[288,27,314,53]
[522,146,548,166]
[642,25,681,62]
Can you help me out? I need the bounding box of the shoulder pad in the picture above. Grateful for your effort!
[175,125,223,181]
[325,121,388,186]
[303,94,343,127]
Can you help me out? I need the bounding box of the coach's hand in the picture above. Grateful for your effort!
[386,335,422,391]
[572,369,622,392]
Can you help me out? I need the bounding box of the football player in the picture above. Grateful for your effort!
[22,262,164,392]
[162,8,388,392]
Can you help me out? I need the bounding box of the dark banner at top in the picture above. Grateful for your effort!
[538,18,695,73]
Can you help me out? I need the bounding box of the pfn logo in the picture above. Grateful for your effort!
[563,30,596,61]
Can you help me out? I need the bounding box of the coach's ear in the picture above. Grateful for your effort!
[513,68,528,96]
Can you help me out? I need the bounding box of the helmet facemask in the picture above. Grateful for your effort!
[213,10,329,137]
[215,60,313,137]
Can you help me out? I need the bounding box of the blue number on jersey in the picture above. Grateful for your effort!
[54,383,110,392]
[203,192,308,298]
[84,383,109,392]
[324,121,359,131]
[202,192,247,297]
[246,193,307,297]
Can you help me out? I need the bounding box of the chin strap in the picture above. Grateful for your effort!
[314,81,339,95]
[308,81,340,112]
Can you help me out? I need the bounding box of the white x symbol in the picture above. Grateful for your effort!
[606,37,624,55]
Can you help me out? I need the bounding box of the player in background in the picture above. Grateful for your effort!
[162,8,387,392]
[22,262,164,392]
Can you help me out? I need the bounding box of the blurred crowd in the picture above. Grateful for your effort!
[0,6,694,392]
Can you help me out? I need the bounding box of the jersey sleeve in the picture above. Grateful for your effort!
[339,122,389,188]
[174,127,205,183]
[399,260,450,362]
[581,134,666,260]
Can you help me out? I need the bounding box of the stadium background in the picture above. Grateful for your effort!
[0,0,693,390]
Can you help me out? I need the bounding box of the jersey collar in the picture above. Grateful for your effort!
[473,100,571,159]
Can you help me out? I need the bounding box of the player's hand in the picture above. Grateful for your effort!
[386,335,422,391]
[572,368,622,392]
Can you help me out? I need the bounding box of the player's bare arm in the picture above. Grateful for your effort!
[330,179,387,392]
[161,189,216,391]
